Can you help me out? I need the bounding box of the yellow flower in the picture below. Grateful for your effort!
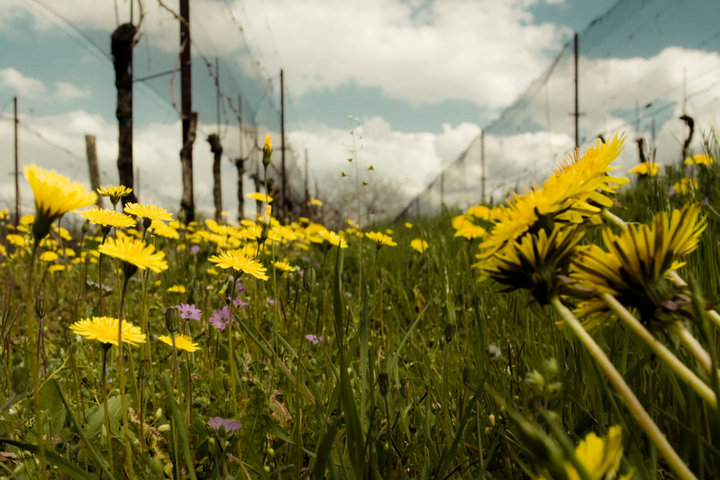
[410,238,428,253]
[672,178,699,195]
[308,197,323,206]
[320,230,348,248]
[149,220,180,240]
[7,234,28,248]
[98,234,168,274]
[20,215,35,226]
[167,285,186,293]
[48,264,66,274]
[264,134,272,154]
[70,316,146,346]
[247,192,273,203]
[404,222,413,229]
[158,334,200,352]
[477,226,583,305]
[96,185,133,206]
[39,251,58,262]
[273,260,295,272]
[465,205,493,221]
[684,154,714,166]
[24,164,97,240]
[454,221,487,240]
[124,202,173,222]
[365,231,397,247]
[80,207,136,229]
[571,204,705,326]
[629,162,659,177]
[566,426,627,480]
[209,250,269,280]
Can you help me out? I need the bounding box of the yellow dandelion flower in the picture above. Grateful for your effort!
[454,222,487,240]
[672,178,699,195]
[124,202,173,222]
[0,208,7,220]
[48,264,66,274]
[149,220,180,240]
[39,251,58,262]
[167,285,186,293]
[158,334,200,352]
[477,226,583,305]
[308,197,323,206]
[365,231,397,247]
[404,222,413,229]
[70,316,146,346]
[80,207,136,229]
[320,230,348,248]
[629,162,659,177]
[209,250,269,280]
[273,260,295,272]
[566,425,626,480]
[466,205,493,221]
[96,185,133,206]
[20,215,35,226]
[7,234,28,248]
[571,204,705,326]
[98,234,168,274]
[684,154,714,166]
[0,244,6,257]
[24,164,97,240]
[247,192,273,203]
[410,238,428,253]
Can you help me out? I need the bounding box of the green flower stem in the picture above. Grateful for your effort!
[671,321,713,374]
[101,343,114,470]
[550,296,697,480]
[601,293,716,408]
[117,274,134,479]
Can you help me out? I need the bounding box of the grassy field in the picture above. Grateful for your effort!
[1,135,720,479]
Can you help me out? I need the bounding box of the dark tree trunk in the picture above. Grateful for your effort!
[207,133,223,222]
[235,157,245,223]
[111,23,137,206]
[180,112,198,223]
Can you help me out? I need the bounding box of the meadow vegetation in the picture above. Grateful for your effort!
[1,132,720,479]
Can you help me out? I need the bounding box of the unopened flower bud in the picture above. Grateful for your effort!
[262,134,273,168]
[35,297,46,320]
[165,307,180,333]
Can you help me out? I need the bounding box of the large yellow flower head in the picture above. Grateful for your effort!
[571,204,706,327]
[124,202,174,222]
[24,164,97,241]
[477,225,583,305]
[80,207,136,229]
[98,233,168,274]
[480,137,626,258]
[70,316,146,346]
[158,333,200,352]
[247,192,273,204]
[209,250,269,280]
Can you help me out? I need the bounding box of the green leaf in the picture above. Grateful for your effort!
[0,438,98,480]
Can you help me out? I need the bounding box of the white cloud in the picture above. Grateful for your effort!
[0,67,47,97]
[0,67,91,102]
[5,0,569,110]
[55,81,91,100]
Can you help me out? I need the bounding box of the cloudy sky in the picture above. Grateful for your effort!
[1,0,719,220]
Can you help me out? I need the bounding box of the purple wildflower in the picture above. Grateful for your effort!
[267,299,276,306]
[233,298,250,308]
[176,303,202,322]
[209,306,233,331]
[668,186,675,196]
[305,333,324,344]
[207,417,242,433]
[235,280,246,294]
[190,245,201,255]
